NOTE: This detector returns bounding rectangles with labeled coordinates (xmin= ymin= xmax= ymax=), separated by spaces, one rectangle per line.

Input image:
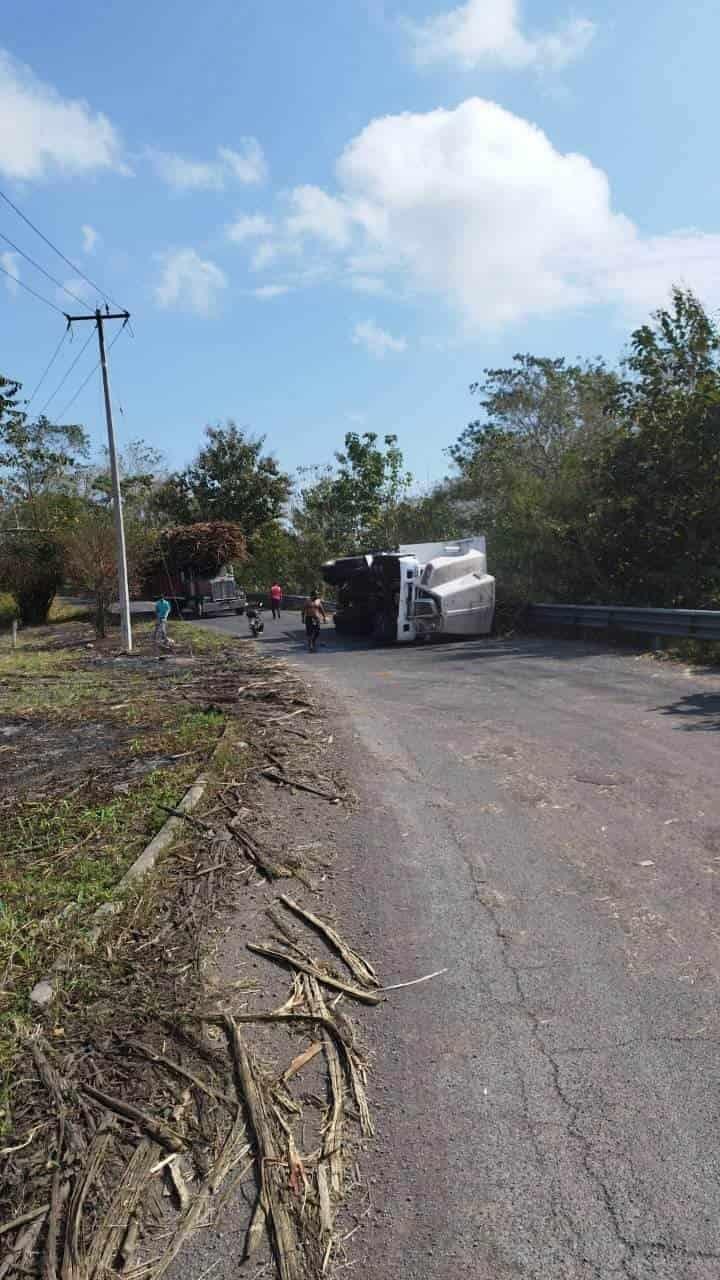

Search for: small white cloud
xmin=81 ymin=224 xmax=100 ymax=255
xmin=252 ymin=284 xmax=292 ymax=299
xmin=1 ymin=250 xmax=19 ymax=294
xmin=352 ymin=319 xmax=407 ymax=358
xmin=0 ymin=49 xmax=127 ymax=181
xmin=149 ymin=138 xmax=267 ymax=191
xmin=155 ymin=248 xmax=227 ymax=315
xmin=149 ymin=150 xmax=224 ymax=191
xmin=227 ymin=214 xmax=274 ymax=244
xmin=407 ymin=0 xmax=595 ymax=72
xmin=346 ymin=410 xmax=367 ymax=424
xmin=219 ymin=139 xmax=267 ymax=185
xmin=287 ymin=185 xmax=353 ymax=248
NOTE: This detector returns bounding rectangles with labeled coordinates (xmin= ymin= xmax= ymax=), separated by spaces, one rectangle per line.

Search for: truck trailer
xmin=144 ymin=564 xmax=246 ymax=619
xmin=322 ymin=536 xmax=495 ymax=643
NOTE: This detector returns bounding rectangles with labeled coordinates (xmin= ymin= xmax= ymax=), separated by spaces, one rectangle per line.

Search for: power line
xmin=26 ymin=326 xmax=70 ymax=407
xmin=0 ymin=260 xmax=66 ymax=315
xmin=0 ymin=229 xmax=95 ymax=311
xmin=56 ymin=323 xmax=126 ymax=422
xmin=0 ymin=186 xmax=126 ymax=312
xmin=57 ymin=359 xmax=100 ymax=422
xmin=39 ymin=326 xmax=96 ymax=416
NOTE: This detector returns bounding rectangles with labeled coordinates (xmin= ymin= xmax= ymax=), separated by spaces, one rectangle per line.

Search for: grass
xmin=48 ymin=599 xmax=91 ymax=624
xmin=0 ymin=616 xmax=241 ymax=1074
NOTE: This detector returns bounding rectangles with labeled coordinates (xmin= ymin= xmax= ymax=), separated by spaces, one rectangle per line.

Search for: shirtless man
xmin=302 ymin=590 xmax=327 ymax=652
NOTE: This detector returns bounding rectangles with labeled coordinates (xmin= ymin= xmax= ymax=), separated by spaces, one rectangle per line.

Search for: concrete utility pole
xmin=66 ymin=308 xmax=132 ymax=651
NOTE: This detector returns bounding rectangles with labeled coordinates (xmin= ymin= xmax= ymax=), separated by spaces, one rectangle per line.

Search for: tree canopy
xmin=153 ymin=422 xmax=290 ymax=535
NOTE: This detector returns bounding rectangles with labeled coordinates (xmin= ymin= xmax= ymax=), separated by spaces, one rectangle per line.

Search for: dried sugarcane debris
xmin=247 ymin=942 xmax=383 ymax=1006
xmin=278 ymin=895 xmax=379 ymax=989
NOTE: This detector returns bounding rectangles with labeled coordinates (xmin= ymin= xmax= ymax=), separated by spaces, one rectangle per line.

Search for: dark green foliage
xmin=290 ymin=432 xmax=412 ymax=583
xmin=153 ymin=422 xmax=290 ymax=535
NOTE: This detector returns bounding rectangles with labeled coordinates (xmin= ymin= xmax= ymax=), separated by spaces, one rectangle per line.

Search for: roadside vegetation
xmin=0 ymin=612 xmax=376 ymax=1280
xmin=0 ymin=619 xmax=229 ymax=1075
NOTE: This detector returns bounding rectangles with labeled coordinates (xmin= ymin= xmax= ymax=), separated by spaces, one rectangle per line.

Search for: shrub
xmin=0 ymin=591 xmax=18 ymax=627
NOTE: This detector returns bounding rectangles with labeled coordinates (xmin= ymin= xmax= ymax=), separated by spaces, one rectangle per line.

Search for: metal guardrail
xmin=528 ymin=603 xmax=720 ymax=641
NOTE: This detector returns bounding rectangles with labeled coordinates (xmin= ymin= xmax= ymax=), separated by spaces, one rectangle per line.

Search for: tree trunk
xmin=94 ymin=594 xmax=107 ymax=639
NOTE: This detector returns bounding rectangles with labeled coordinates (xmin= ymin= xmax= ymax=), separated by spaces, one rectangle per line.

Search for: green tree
xmin=234 ymin=521 xmax=297 ymax=594
xmin=153 ymin=422 xmax=290 ymax=534
xmin=592 ymin=287 xmax=720 ymax=606
xmin=447 ymin=355 xmax=620 ymax=603
xmin=82 ymin=438 xmax=165 ymax=522
xmin=394 ymin=480 xmax=470 ymax=544
xmin=0 ymin=378 xmax=89 ymax=623
xmin=291 ymin=432 xmax=412 ymax=563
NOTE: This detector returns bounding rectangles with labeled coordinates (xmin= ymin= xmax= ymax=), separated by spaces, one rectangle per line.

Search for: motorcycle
xmin=246 ymin=605 xmax=264 ymax=638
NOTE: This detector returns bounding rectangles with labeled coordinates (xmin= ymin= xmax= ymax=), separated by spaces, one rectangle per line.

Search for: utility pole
xmin=65 ymin=308 xmax=132 ymax=651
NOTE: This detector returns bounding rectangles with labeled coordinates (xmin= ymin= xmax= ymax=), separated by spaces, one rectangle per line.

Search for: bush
xmin=0 ymin=533 xmax=63 ymax=626
xmin=0 ymin=591 xmax=18 ymax=627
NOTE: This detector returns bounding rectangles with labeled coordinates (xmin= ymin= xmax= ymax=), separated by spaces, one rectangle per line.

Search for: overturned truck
xmin=322 ymin=536 xmax=495 ymax=643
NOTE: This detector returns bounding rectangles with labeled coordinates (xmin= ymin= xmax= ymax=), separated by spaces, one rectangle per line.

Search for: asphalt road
xmin=205 ymin=615 xmax=720 ymax=1280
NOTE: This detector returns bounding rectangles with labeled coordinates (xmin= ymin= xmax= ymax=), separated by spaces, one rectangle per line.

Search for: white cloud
xmin=349 ymin=274 xmax=387 ymax=295
xmin=155 ymin=248 xmax=227 ymax=315
xmin=226 ymin=214 xmax=273 ymax=244
xmin=1 ymin=250 xmax=19 ymax=294
xmin=407 ymin=0 xmax=595 ymax=72
xmin=287 ymin=185 xmax=354 ymax=248
xmin=284 ymin=98 xmax=720 ymax=329
xmin=150 ymin=138 xmax=267 ymax=191
xmin=352 ymin=319 xmax=407 ymax=358
xmin=219 ymin=140 xmax=267 ymax=185
xmin=251 ymin=241 xmax=281 ymax=271
xmin=253 ymin=284 xmax=292 ymax=299
xmin=0 ymin=49 xmax=127 ymax=181
xmin=150 ymin=151 xmax=223 ymax=190
xmin=81 ymin=224 xmax=100 ymax=255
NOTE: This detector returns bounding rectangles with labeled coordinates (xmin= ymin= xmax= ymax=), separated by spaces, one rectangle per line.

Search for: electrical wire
xmin=39 ymin=326 xmax=96 ymax=416
xmin=0 ymin=260 xmax=66 ymax=315
xmin=0 ymin=229 xmax=97 ymax=311
xmin=0 ymin=186 xmax=126 ymax=312
xmin=25 ymin=326 xmax=71 ymax=406
xmin=56 ymin=322 xmax=127 ymax=422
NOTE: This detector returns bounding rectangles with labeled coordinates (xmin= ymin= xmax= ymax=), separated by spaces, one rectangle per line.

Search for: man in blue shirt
xmin=154 ymin=595 xmax=171 ymax=646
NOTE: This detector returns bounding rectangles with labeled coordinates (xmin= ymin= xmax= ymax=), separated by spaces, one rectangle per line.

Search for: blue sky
xmin=1 ymin=0 xmax=720 ymax=489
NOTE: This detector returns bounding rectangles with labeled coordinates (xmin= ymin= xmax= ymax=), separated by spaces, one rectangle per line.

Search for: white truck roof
xmin=398 ymin=535 xmax=486 ymax=563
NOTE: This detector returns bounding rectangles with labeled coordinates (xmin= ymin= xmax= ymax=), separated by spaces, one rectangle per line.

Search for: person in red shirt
xmin=270 ymin=582 xmax=283 ymax=620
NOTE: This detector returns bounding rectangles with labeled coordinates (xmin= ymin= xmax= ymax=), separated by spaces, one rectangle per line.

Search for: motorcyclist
xmin=246 ymin=603 xmax=264 ymax=636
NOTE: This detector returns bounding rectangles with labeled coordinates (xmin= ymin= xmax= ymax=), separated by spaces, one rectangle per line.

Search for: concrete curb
xmin=30 ymin=725 xmax=234 ymax=1007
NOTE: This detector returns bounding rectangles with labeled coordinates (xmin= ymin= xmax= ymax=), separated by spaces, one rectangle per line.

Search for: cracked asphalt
xmin=206 ymin=618 xmax=720 ymax=1279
